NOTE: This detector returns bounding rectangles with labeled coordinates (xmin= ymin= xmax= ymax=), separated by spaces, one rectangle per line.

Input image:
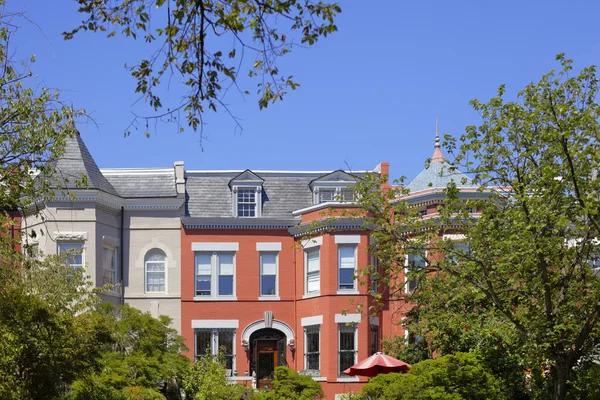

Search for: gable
xmin=309 ymin=170 xmax=358 ymax=189
xmin=228 ymin=169 xmax=264 ymax=188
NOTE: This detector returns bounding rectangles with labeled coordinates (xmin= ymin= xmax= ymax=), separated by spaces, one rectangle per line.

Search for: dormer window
xmin=237 ymin=188 xmax=257 ymax=217
xmin=309 ymin=170 xmax=359 ymax=206
xmin=229 ymin=170 xmax=264 ymax=218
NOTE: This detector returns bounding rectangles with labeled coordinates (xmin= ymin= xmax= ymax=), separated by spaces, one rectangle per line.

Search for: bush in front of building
xmin=257 ymin=366 xmax=323 ymax=400
xmin=357 ymin=352 xmax=505 ymax=400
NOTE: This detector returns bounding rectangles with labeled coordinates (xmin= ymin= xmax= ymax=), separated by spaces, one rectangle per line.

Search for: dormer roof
xmin=309 ymin=170 xmax=359 ymax=189
xmin=228 ymin=169 xmax=265 ymax=188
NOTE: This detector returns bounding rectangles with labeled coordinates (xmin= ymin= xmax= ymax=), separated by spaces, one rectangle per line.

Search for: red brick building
xmin=180 ymin=166 xmax=392 ymax=398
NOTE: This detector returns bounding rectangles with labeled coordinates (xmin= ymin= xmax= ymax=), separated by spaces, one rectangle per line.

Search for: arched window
xmin=145 ymin=249 xmax=167 ymax=293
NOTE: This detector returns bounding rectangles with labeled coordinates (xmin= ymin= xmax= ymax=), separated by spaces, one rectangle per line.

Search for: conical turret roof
xmin=405 ymin=122 xmax=476 ymax=194
xmin=49 ymin=133 xmax=119 ymax=196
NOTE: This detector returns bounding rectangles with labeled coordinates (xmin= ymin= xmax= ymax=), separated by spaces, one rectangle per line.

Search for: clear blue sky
xmin=8 ymin=1 xmax=600 ymax=182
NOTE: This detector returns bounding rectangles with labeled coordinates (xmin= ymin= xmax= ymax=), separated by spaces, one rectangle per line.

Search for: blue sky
xmin=8 ymin=1 xmax=600 ymax=182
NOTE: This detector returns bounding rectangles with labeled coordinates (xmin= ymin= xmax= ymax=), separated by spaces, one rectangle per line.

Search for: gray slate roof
xmin=186 ymin=171 xmax=368 ymax=219
xmin=103 ymin=172 xmax=176 ymax=198
xmin=405 ymin=160 xmax=476 ymax=194
xmin=50 ymin=133 xmax=119 ymax=196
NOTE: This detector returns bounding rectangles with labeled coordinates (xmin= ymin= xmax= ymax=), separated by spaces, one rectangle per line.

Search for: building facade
xmin=23 ymin=131 xmax=477 ymax=398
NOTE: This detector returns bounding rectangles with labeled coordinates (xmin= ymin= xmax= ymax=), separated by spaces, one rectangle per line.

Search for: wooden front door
xmin=256 ymin=340 xmax=278 ymax=390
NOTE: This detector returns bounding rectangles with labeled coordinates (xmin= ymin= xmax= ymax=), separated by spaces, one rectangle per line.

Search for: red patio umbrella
xmin=343 ymin=352 xmax=411 ymax=377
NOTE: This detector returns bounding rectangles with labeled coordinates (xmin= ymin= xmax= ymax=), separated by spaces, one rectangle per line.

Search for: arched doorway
xmin=249 ymin=328 xmax=287 ymax=390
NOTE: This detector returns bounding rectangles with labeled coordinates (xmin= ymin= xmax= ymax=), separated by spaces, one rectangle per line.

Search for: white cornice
xmin=182 ymin=217 xmax=298 ymax=230
xmin=291 ymin=202 xmax=360 ymax=216
xmin=45 ymin=189 xmax=184 ymax=211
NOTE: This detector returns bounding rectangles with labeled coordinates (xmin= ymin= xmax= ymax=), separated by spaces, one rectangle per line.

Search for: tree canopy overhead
xmin=65 ymin=0 xmax=341 ymax=140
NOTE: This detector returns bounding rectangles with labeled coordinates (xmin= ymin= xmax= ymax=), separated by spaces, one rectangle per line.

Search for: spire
xmin=431 ymin=118 xmax=444 ymax=163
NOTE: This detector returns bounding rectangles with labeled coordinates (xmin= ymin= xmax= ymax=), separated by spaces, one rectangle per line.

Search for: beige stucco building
xmin=23 ymin=134 xmax=185 ymax=332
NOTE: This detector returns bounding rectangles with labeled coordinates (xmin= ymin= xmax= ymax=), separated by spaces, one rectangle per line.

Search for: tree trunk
xmin=552 ymin=364 xmax=569 ymax=400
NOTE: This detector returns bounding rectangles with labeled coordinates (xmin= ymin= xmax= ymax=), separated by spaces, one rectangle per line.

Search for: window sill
xmin=311 ymin=376 xmax=327 ymax=382
xmin=258 ymin=296 xmax=280 ymax=301
xmin=193 ymin=296 xmax=238 ymax=301
xmin=336 ymin=289 xmax=359 ymax=295
xmin=227 ymin=376 xmax=252 ymax=381
xmin=302 ymin=292 xmax=321 ymax=299
xmin=337 ymin=377 xmax=359 ymax=382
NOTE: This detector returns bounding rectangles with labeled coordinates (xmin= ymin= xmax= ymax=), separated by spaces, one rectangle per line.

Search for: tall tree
xmin=355 ymin=55 xmax=600 ymax=400
xmin=65 ymin=0 xmax=341 ymax=140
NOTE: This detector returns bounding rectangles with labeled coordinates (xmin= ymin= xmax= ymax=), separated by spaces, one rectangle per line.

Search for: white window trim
xmin=304 ymin=247 xmax=321 ymax=296
xmin=335 ymin=314 xmax=362 ymax=324
xmin=301 ymin=315 xmax=323 ymax=326
xmin=259 ymin=251 xmax=279 ymax=299
xmin=193 ymin=252 xmax=237 ymax=301
xmin=256 ymin=242 xmax=282 ymax=251
xmin=144 ymin=249 xmax=167 ymax=294
xmin=337 ymin=322 xmax=359 ymax=381
xmin=335 ymin=235 xmax=361 ymax=244
xmin=232 ymin=185 xmax=262 ymax=218
xmin=304 ymin=324 xmax=321 ymax=374
xmin=192 ymin=242 xmax=239 ymax=252
xmin=302 ymin=236 xmax=322 ymax=249
xmin=102 ymin=245 xmax=119 ymax=292
xmin=337 ymin=244 xmax=358 ymax=293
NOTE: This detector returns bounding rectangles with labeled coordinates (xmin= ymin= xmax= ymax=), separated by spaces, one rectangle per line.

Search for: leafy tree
xmin=0 ymin=256 xmax=113 ymax=400
xmin=181 ymin=350 xmax=248 ymax=400
xmin=69 ymin=304 xmax=190 ymax=400
xmin=354 ymin=55 xmax=600 ymax=400
xmin=357 ymin=352 xmax=504 ymax=400
xmin=64 ymin=0 xmax=341 ymax=139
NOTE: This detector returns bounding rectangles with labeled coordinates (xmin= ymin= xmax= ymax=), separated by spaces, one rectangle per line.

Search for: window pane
xmin=339 ymin=269 xmax=355 ymax=289
xmin=146 ymin=250 xmax=166 ymax=262
xmin=58 ymin=242 xmax=83 ymax=266
xmin=319 ymin=189 xmax=335 ymax=203
xmin=339 ymin=351 xmax=355 ymax=374
xmin=218 ymin=330 xmax=234 ymax=373
xmin=370 ymin=325 xmax=379 ymax=355
xmin=339 ymin=246 xmax=355 ymax=269
xmin=195 ymin=329 xmax=212 ymax=358
xmin=260 ymin=253 xmax=277 ymax=275
xmin=238 ymin=203 xmax=256 ymax=217
xmin=307 ymin=272 xmax=320 ymax=293
xmin=218 ymin=254 xmax=234 ymax=275
xmin=307 ymin=250 xmax=320 ymax=272
xmin=196 ymin=253 xmax=212 ymax=275
xmin=305 ymin=325 xmax=320 ymax=372
xmin=340 ymin=325 xmax=355 ymax=351
xmin=196 ymin=276 xmax=211 ymax=296
xmin=103 ymin=247 xmax=116 ymax=286
xmin=147 ymin=272 xmax=165 ymax=292
xmin=261 ymin=275 xmax=276 ymax=296
xmin=341 ymin=188 xmax=354 ymax=202
xmin=219 ymin=275 xmax=233 ymax=296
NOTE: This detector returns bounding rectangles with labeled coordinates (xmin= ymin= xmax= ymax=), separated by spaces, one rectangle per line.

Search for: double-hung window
xmin=195 ymin=252 xmax=235 ymax=298
xmin=237 ymin=188 xmax=257 ymax=217
xmin=338 ymin=324 xmax=358 ymax=377
xmin=406 ymin=251 xmax=426 ymax=293
xmin=304 ymin=325 xmax=320 ymax=373
xmin=145 ymin=249 xmax=166 ymax=293
xmin=260 ymin=252 xmax=278 ymax=297
xmin=338 ymin=245 xmax=357 ymax=291
xmin=316 ymin=187 xmax=355 ymax=204
xmin=305 ymin=248 xmax=320 ymax=295
xmin=195 ymin=328 xmax=235 ymax=376
xmin=102 ymin=246 xmax=118 ymax=290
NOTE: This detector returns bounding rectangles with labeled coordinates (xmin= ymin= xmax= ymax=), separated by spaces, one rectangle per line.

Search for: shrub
xmin=358 ymin=352 xmax=506 ymax=400
xmin=258 ymin=366 xmax=323 ymax=400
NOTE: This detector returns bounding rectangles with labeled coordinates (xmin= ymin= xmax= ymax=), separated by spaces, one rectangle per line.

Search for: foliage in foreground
xmin=355 ymin=352 xmax=504 ymax=400
xmin=259 ymin=366 xmax=323 ymax=400
xmin=353 ymin=55 xmax=600 ymax=400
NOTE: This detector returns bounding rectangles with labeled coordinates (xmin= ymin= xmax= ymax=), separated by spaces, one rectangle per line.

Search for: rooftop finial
xmin=431 ymin=118 xmax=444 ymax=163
